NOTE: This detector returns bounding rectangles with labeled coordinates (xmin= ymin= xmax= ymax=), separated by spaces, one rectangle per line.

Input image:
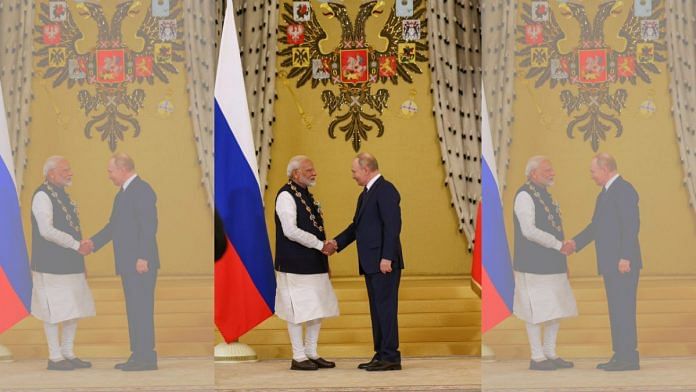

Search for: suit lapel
xmin=356 ymin=177 xmax=383 ymax=223
xmin=594 ymin=176 xmax=622 ymax=222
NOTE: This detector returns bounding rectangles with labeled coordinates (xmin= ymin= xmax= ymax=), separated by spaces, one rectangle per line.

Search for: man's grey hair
xmin=286 ymin=155 xmax=309 ymax=178
xmin=112 ymin=152 xmax=135 ymax=172
xmin=43 ymin=156 xmax=66 ymax=177
xmin=355 ymin=152 xmax=379 ymax=172
xmin=594 ymin=152 xmax=618 ymax=172
xmin=525 ymin=155 xmax=549 ymax=178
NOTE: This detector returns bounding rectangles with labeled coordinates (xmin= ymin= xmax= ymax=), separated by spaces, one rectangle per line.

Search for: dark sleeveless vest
xmin=31 ymin=183 xmax=85 ymax=274
xmin=274 ymin=182 xmax=328 ymax=274
xmin=513 ymin=183 xmax=567 ymax=274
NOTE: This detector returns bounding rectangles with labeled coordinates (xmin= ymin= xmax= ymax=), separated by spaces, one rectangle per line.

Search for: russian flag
xmin=214 ymin=0 xmax=276 ymax=343
xmin=480 ymin=85 xmax=514 ymax=333
xmin=471 ymin=203 xmax=482 ymax=297
xmin=0 ymin=81 xmax=32 ymax=334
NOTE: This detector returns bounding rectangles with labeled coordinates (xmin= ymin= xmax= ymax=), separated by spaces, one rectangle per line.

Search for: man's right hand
xmin=322 ymin=240 xmax=337 ymax=256
xmin=78 ymin=239 xmax=94 ymax=256
xmin=560 ymin=240 xmax=576 ymax=256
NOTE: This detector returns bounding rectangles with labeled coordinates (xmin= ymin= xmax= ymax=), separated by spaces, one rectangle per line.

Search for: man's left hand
xmin=380 ymin=258 xmax=392 ymax=274
xmin=618 ymin=259 xmax=631 ymax=274
xmin=136 ymin=259 xmax=149 ymax=274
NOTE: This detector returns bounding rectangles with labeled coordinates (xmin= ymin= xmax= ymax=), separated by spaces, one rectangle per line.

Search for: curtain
xmin=183 ymin=0 xmax=217 ymax=206
xmin=231 ymin=0 xmax=279 ymax=193
xmin=0 ymin=0 xmax=33 ymax=192
xmin=481 ymin=0 xmax=516 ymax=190
xmin=666 ymin=0 xmax=696 ymax=214
xmin=427 ymin=0 xmax=482 ymax=244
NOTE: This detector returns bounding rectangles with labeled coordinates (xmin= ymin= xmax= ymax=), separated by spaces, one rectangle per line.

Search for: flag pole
xmin=214 ymin=338 xmax=258 ymax=363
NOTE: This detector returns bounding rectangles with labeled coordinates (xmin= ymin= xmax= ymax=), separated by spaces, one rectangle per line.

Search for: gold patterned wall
xmin=22 ymin=0 xmax=211 ymax=276
xmin=264 ymin=0 xmax=468 ymax=277
xmin=504 ymin=0 xmax=696 ymax=276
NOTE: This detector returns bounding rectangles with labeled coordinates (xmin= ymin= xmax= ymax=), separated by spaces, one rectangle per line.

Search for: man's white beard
xmin=307 ymin=180 xmax=316 ymax=187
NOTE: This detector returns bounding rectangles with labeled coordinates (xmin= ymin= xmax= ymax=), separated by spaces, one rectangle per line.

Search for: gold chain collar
xmin=44 ymin=181 xmax=81 ymax=233
xmin=287 ymin=181 xmax=324 ymax=233
xmin=525 ymin=181 xmax=562 ymax=234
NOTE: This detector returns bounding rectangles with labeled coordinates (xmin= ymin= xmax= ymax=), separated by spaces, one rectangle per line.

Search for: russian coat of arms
xmin=516 ymin=0 xmax=666 ymax=151
xmin=35 ymin=0 xmax=185 ymax=151
xmin=278 ymin=0 xmax=428 ymax=151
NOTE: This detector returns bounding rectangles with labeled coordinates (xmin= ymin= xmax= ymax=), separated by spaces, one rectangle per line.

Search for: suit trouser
xmin=364 ymin=267 xmax=401 ymax=363
xmin=121 ymin=270 xmax=158 ymax=363
xmin=602 ymin=270 xmax=639 ymax=362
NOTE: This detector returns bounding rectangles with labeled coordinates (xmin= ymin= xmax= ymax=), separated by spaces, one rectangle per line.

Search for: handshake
xmin=321 ymin=239 xmax=338 ymax=256
xmin=560 ymin=239 xmax=576 ymax=256
xmin=78 ymin=239 xmax=94 ymax=256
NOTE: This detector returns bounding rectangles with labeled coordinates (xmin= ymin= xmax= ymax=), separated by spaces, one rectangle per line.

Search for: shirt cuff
xmin=553 ymin=240 xmax=562 ymax=251
xmin=70 ymin=239 xmax=80 ymax=251
xmin=313 ymin=239 xmax=324 ymax=252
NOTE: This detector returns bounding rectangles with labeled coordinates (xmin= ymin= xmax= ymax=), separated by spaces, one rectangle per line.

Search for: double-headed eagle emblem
xmin=516 ymin=0 xmax=666 ymax=151
xmin=35 ymin=0 xmax=184 ymax=151
xmin=278 ymin=0 xmax=428 ymax=151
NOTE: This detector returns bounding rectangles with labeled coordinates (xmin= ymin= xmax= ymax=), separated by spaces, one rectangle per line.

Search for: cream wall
xmin=264 ymin=0 xmax=469 ymax=278
xmin=23 ymin=1 xmax=212 ymax=277
xmin=505 ymin=0 xmax=696 ymax=277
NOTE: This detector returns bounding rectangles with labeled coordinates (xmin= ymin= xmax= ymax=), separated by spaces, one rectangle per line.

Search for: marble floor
xmin=482 ymin=357 xmax=696 ymax=391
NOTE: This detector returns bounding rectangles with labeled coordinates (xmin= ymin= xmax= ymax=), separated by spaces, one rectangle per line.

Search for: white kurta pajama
xmin=30 ymin=191 xmax=95 ymax=324
xmin=512 ymin=191 xmax=577 ymax=324
xmin=274 ymin=191 xmax=339 ymax=324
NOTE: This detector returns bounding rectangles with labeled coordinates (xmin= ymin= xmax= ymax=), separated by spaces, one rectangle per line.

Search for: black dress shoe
xmin=596 ymin=356 xmax=618 ymax=369
xmin=366 ymin=360 xmax=402 ymax=371
xmin=357 ymin=356 xmax=380 ymax=369
xmin=47 ymin=359 xmax=75 ymax=371
xmin=309 ymin=357 xmax=335 ymax=368
xmin=66 ymin=357 xmax=92 ymax=369
xmin=115 ymin=355 xmax=135 ymax=369
xmin=529 ymin=359 xmax=556 ymax=371
xmin=603 ymin=360 xmax=640 ymax=372
xmin=549 ymin=357 xmax=574 ymax=369
xmin=290 ymin=359 xmax=318 ymax=371
xmin=121 ymin=361 xmax=158 ymax=372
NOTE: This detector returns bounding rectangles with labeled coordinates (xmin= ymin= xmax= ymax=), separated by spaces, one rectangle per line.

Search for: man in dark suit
xmin=568 ymin=153 xmax=642 ymax=371
xmin=329 ymin=153 xmax=404 ymax=371
xmin=88 ymin=153 xmax=160 ymax=371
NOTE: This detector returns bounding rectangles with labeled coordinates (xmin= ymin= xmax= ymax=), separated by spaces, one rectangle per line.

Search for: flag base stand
xmin=481 ymin=343 xmax=496 ymax=361
xmin=214 ymin=342 xmax=259 ymax=363
xmin=0 ymin=345 xmax=14 ymax=362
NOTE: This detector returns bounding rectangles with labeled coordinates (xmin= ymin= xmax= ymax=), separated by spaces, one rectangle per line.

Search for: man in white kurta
xmin=512 ymin=156 xmax=577 ymax=371
xmin=31 ymin=156 xmax=95 ymax=371
xmin=274 ymin=155 xmax=339 ymax=371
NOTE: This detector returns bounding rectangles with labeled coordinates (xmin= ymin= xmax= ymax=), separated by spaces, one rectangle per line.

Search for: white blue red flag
xmin=479 ymin=85 xmax=515 ymax=332
xmin=0 ymin=81 xmax=32 ymax=333
xmin=214 ymin=1 xmax=276 ymax=343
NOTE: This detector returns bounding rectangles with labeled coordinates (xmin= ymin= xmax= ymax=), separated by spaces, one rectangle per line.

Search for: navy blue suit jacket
xmin=574 ymin=176 xmax=642 ymax=276
xmin=335 ymin=176 xmax=404 ymax=275
xmin=92 ymin=176 xmax=160 ymax=275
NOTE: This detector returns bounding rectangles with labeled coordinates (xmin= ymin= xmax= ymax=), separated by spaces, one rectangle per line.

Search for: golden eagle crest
xmin=278 ymin=0 xmax=428 ymax=151
xmin=516 ymin=0 xmax=666 ymax=151
xmin=35 ymin=0 xmax=185 ymax=151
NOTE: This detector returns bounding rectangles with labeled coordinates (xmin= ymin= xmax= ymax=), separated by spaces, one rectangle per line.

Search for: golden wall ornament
xmin=35 ymin=0 xmax=185 ymax=151
xmin=278 ymin=0 xmax=428 ymax=151
xmin=516 ymin=0 xmax=666 ymax=151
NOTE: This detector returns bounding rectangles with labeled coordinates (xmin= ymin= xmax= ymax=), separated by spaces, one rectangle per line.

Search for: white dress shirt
xmin=275 ymin=191 xmax=324 ymax=251
xmin=32 ymin=191 xmax=80 ymax=251
xmin=605 ymin=173 xmax=620 ymax=191
xmin=366 ymin=173 xmax=382 ymax=191
xmin=122 ymin=173 xmax=138 ymax=190
xmin=513 ymin=190 xmax=562 ymax=251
